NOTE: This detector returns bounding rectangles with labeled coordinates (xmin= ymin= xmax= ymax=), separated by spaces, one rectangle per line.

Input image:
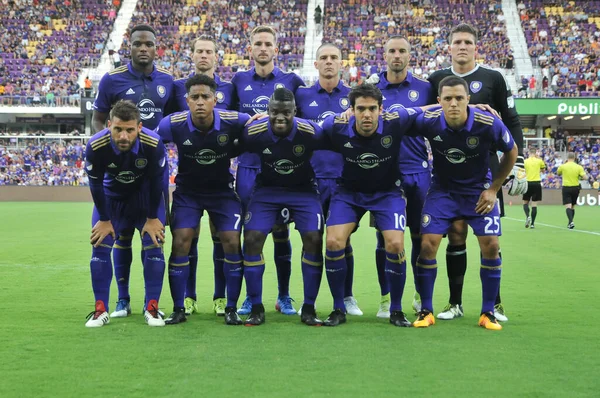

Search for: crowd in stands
xmin=3 ymin=136 xmax=599 ymax=188
xmin=0 ymin=0 xmax=120 ymax=105
xmin=321 ymin=0 xmax=514 ymax=83
xmin=520 ymin=0 xmax=600 ymax=97
xmin=120 ymin=0 xmax=308 ymax=80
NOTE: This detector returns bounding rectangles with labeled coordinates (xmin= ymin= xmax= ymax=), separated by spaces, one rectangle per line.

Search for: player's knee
xmin=480 ymin=239 xmax=500 ymax=258
xmin=219 ymin=232 xmax=241 ymax=253
xmin=243 ymin=231 xmax=266 ymax=255
xmin=420 ymin=238 xmax=438 ymax=259
xmin=302 ymin=232 xmax=323 ymax=253
xmin=447 ymin=230 xmax=467 ymax=246
xmin=326 ymin=235 xmax=346 ymax=251
xmin=271 ymin=223 xmax=288 ymax=236
xmin=384 ymin=239 xmax=404 ymax=254
xmin=171 ymin=229 xmax=194 ymax=256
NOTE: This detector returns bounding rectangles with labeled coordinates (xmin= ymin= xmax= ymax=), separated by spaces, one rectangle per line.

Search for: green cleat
xmin=213 ymin=298 xmax=226 ymax=316
xmin=184 ymin=297 xmax=198 ymax=316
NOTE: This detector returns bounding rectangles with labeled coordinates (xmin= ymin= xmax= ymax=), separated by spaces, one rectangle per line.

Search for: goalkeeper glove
xmin=505 ymin=155 xmax=527 ymax=196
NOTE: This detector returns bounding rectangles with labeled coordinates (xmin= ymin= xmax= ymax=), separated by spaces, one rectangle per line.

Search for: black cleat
xmin=300 ymin=304 xmax=323 ymax=326
xmin=390 ymin=310 xmax=412 ymax=327
xmin=323 ymin=309 xmax=346 ymax=327
xmin=224 ymin=306 xmax=243 ymax=325
xmin=165 ymin=307 xmax=187 ymax=325
xmin=244 ymin=304 xmax=265 ymax=326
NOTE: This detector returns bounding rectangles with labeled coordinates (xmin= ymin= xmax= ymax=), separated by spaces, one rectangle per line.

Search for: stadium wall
xmin=1 ymin=187 xmax=600 ymax=207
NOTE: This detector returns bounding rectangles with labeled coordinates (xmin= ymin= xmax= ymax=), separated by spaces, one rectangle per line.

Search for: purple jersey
xmin=296 ymin=80 xmax=351 ymax=179
xmin=413 ymin=108 xmax=515 ymax=195
xmin=155 ymin=109 xmax=250 ymax=192
xmin=173 ymin=73 xmax=235 ymax=112
xmin=376 ymin=71 xmax=435 ymax=174
xmin=85 ymin=127 xmax=167 ymax=221
xmin=321 ymin=108 xmax=421 ymax=193
xmin=232 ymin=67 xmax=305 ymax=168
xmin=93 ymin=63 xmax=175 ymax=130
xmin=241 ymin=117 xmax=325 ymax=188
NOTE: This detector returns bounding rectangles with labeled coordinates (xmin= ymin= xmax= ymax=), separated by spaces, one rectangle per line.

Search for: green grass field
xmin=1 ymin=202 xmax=599 ymax=397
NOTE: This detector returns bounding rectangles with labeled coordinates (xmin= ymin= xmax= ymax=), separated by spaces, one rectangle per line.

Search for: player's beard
xmin=254 ymin=54 xmax=273 ymax=66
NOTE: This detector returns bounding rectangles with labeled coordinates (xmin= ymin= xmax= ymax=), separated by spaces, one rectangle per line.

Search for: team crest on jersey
xmin=422 ymin=214 xmax=431 ymax=227
xmin=216 ymin=91 xmax=224 ymax=103
xmin=217 ymin=134 xmax=229 ymax=146
xmin=503 ymin=130 xmax=511 ymax=143
xmin=245 ymin=212 xmax=252 ymax=224
xmin=470 ymin=81 xmax=482 ymax=93
xmin=408 ymin=90 xmax=419 ymax=102
xmin=135 ymin=158 xmax=148 ymax=168
xmin=466 ymin=136 xmax=479 ymax=149
xmin=339 ymin=98 xmax=350 ymax=109
xmin=157 ymin=85 xmax=167 ymax=98
xmin=275 ymin=83 xmax=285 ymax=89
xmin=293 ymin=145 xmax=305 ymax=156
xmin=381 ymin=135 xmax=393 ymax=148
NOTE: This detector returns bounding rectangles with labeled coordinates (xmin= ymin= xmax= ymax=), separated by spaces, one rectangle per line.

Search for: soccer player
xmin=295 ymin=43 xmax=361 ymax=316
xmin=173 ymin=36 xmax=236 ymax=317
xmin=232 ymin=25 xmax=305 ymax=316
xmin=523 ymin=149 xmax=546 ymax=228
xmin=558 ymin=152 xmax=587 ymax=229
xmin=320 ymin=83 xmax=425 ymax=327
xmin=84 ymin=100 xmax=167 ymax=328
xmin=155 ymin=74 xmax=250 ymax=325
xmin=240 ymin=88 xmax=325 ymax=326
xmin=367 ymin=36 xmax=436 ymax=317
xmin=92 ymin=24 xmax=175 ymax=318
xmin=428 ymin=23 xmax=526 ymax=322
xmin=411 ymin=76 xmax=517 ymax=331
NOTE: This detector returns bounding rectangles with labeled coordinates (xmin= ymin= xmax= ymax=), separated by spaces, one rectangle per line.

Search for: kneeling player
xmin=85 ymin=100 xmax=168 ymax=328
xmin=241 ymin=88 xmax=325 ymax=326
xmin=409 ymin=76 xmax=517 ymax=331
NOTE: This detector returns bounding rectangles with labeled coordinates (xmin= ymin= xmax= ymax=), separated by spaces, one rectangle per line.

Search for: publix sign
xmin=514 ymin=98 xmax=600 ymax=115
xmin=577 ymin=192 xmax=600 ymax=207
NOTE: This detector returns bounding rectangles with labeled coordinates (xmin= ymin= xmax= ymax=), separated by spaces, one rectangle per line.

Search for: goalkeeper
xmin=426 ymin=24 xmax=526 ymax=323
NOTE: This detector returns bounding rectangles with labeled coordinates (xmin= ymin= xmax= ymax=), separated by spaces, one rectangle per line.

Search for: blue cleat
xmin=110 ymin=299 xmax=131 ymax=318
xmin=275 ymin=295 xmax=297 ymax=315
xmin=238 ymin=297 xmax=252 ymax=315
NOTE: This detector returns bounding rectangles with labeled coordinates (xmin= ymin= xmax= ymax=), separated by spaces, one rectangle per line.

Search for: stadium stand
xmin=321 ymin=0 xmax=514 ymax=82
xmin=519 ymin=0 xmax=600 ymax=97
xmin=0 ymin=0 xmax=120 ymax=105
xmin=120 ymin=0 xmax=308 ymax=79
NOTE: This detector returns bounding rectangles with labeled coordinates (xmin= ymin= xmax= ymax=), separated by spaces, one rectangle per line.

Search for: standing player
xmin=428 ymin=24 xmax=527 ymax=322
xmin=155 ymin=74 xmax=250 ymax=325
xmin=92 ymin=24 xmax=175 ymax=318
xmin=173 ymin=36 xmax=236 ymax=317
xmin=411 ymin=76 xmax=517 ymax=331
xmin=240 ymin=88 xmax=325 ymax=326
xmin=523 ymin=149 xmax=546 ymax=228
xmin=295 ymin=43 xmax=362 ymax=316
xmin=232 ymin=26 xmax=305 ymax=316
xmin=321 ymin=84 xmax=426 ymax=327
xmin=558 ymin=152 xmax=587 ymax=229
xmin=367 ymin=36 xmax=436 ymax=317
xmin=84 ymin=100 xmax=167 ymax=328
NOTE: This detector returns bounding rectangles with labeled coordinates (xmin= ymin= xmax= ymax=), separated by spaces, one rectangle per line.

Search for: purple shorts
xmin=316 ymin=178 xmax=338 ymax=221
xmin=91 ymin=192 xmax=166 ymax=246
xmin=244 ymin=186 xmax=323 ymax=234
xmin=170 ymin=188 xmax=243 ymax=232
xmin=401 ymin=171 xmax=431 ymax=233
xmin=235 ymin=165 xmax=259 ymax=212
xmin=420 ymin=188 xmax=502 ymax=236
xmin=328 ymin=187 xmax=407 ymax=232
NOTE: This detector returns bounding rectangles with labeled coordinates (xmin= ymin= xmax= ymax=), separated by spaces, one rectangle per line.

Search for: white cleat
xmin=494 ymin=304 xmax=508 ymax=322
xmin=525 ymin=216 xmax=531 ymax=228
xmin=412 ymin=292 xmax=422 ymax=313
xmin=437 ymin=304 xmax=464 ymax=320
xmin=86 ymin=301 xmax=110 ymax=328
xmin=376 ymin=294 xmax=391 ymax=318
xmin=110 ymin=299 xmax=131 ymax=318
xmin=144 ymin=310 xmax=166 ymax=327
xmin=344 ymin=296 xmax=363 ymax=316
